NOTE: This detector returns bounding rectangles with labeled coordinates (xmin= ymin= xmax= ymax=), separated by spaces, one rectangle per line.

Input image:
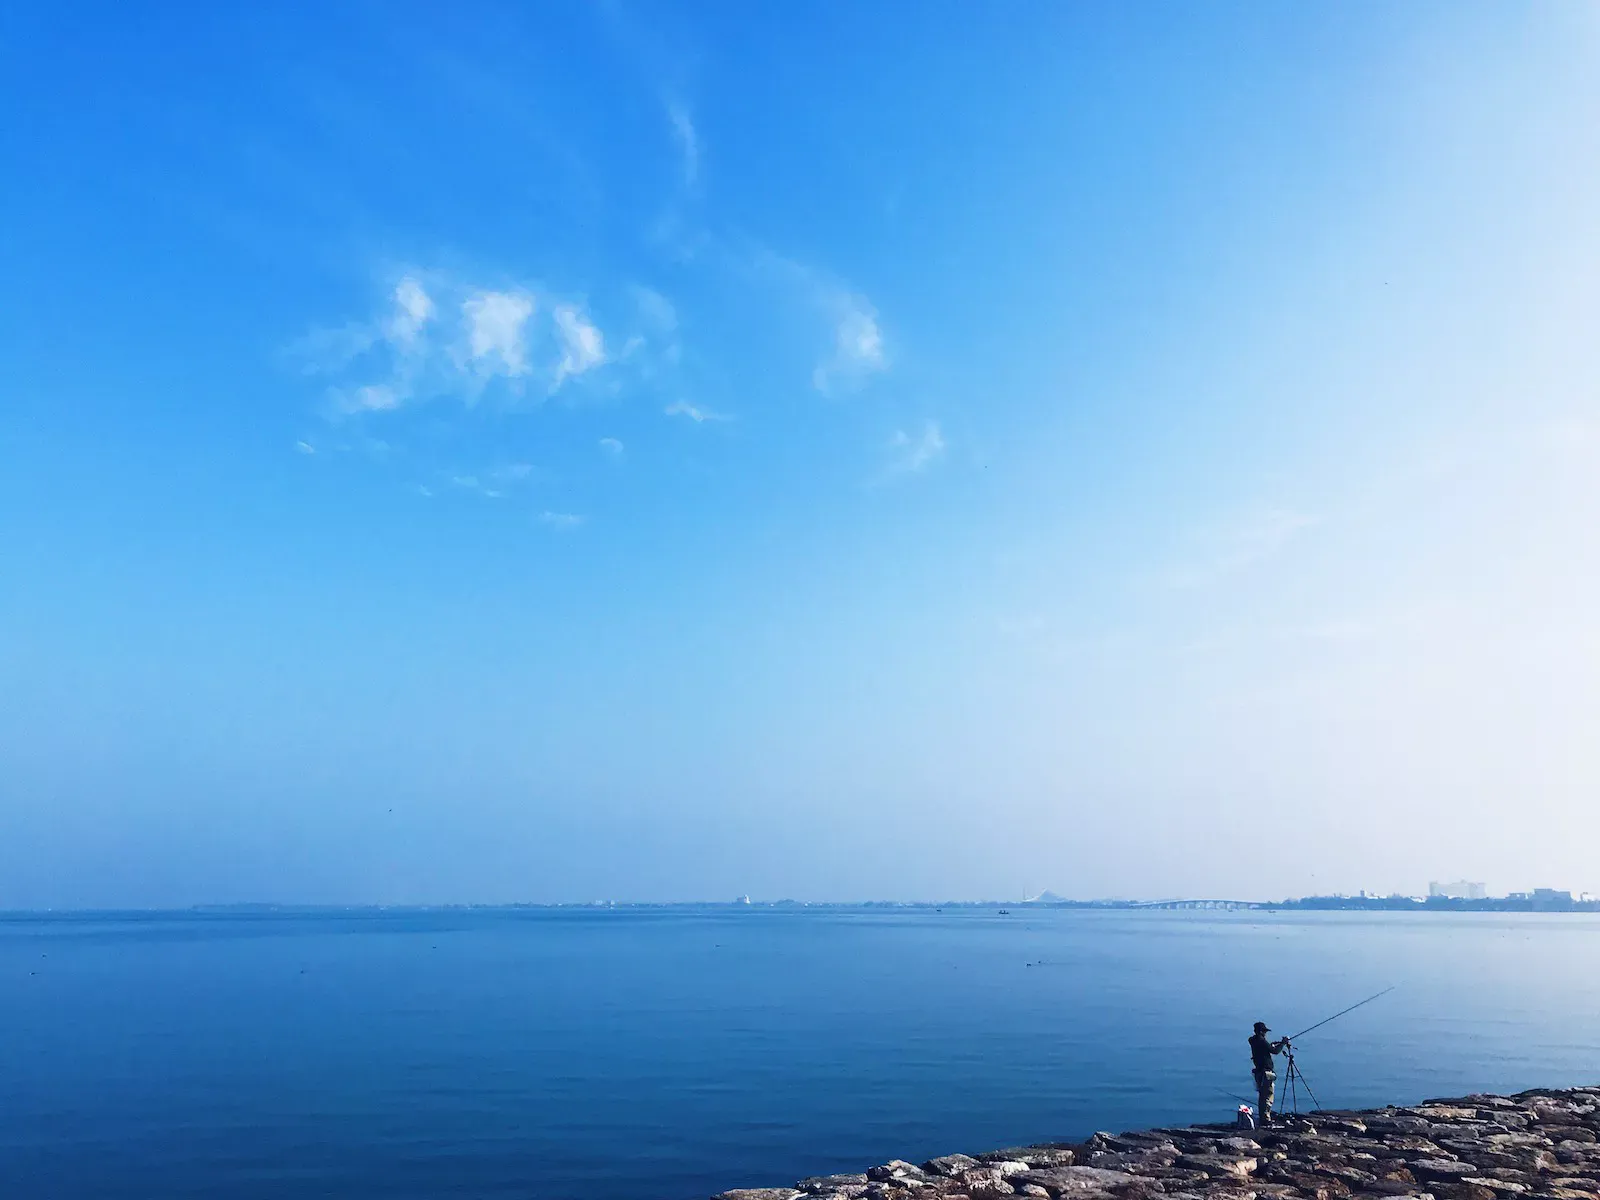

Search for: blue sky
xmin=3 ymin=3 xmax=1599 ymax=907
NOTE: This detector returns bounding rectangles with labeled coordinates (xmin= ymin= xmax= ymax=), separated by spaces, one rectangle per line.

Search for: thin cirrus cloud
xmin=630 ymin=285 xmax=677 ymax=335
xmin=666 ymin=99 xmax=699 ymax=189
xmin=299 ymin=273 xmax=614 ymax=417
xmin=461 ymin=288 xmax=536 ymax=379
xmin=813 ymin=294 xmax=887 ymax=394
xmin=627 ymin=284 xmax=681 ymax=370
xmin=538 ymin=510 xmax=585 ymax=530
xmin=665 ymin=400 xmax=729 ymax=423
xmin=552 ymin=304 xmax=606 ymax=390
xmin=385 ymin=277 xmax=434 ymax=348
xmin=337 ymin=383 xmax=402 ymax=414
xmin=886 ymin=420 xmax=946 ymax=475
xmin=730 ymin=246 xmax=892 ymax=396
xmin=439 ymin=462 xmax=539 ymax=501
xmin=599 ymin=437 xmax=625 ymax=458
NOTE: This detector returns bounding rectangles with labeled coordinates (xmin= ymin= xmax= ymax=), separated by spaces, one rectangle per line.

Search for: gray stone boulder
xmin=1410 ymin=1160 xmax=1481 ymax=1181
xmin=925 ymin=1155 xmax=983 ymax=1177
xmin=978 ymin=1149 xmax=1078 ymax=1170
xmin=1473 ymin=1181 xmax=1529 ymax=1195
xmin=1371 ymin=1118 xmax=1439 ymax=1137
xmin=1174 ymin=1154 xmax=1258 ymax=1180
xmin=990 ymin=1161 xmax=1034 ymax=1177
xmin=868 ymin=1160 xmax=933 ymax=1184
xmin=1015 ymin=1165 xmax=1140 ymax=1195
xmin=956 ymin=1166 xmax=1020 ymax=1197
xmin=799 ymin=1174 xmax=870 ymax=1196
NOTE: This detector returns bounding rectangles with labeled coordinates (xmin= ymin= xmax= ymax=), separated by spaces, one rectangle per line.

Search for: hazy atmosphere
xmin=4 ymin=2 xmax=1599 ymax=908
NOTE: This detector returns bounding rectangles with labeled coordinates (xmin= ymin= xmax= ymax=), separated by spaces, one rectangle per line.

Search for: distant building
xmin=1428 ymin=881 xmax=1487 ymax=900
xmin=1532 ymin=888 xmax=1572 ymax=903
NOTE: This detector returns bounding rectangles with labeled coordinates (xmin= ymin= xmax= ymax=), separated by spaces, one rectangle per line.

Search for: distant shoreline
xmin=4 ymin=896 xmax=1599 ymax=917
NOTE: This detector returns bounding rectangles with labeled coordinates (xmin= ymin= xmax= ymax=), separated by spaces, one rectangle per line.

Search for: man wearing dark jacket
xmin=1250 ymin=1021 xmax=1289 ymax=1124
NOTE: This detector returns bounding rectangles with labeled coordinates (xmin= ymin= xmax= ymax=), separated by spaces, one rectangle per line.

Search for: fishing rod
xmin=1285 ymin=986 xmax=1395 ymax=1042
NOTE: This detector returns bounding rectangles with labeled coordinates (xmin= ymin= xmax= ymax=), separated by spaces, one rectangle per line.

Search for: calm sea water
xmin=3 ymin=907 xmax=1599 ymax=1199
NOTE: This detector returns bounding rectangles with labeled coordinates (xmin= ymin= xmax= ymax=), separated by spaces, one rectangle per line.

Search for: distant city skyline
xmin=4 ymin=3 xmax=1600 ymax=908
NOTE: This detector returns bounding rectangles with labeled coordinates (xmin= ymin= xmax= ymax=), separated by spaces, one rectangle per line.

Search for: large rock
xmin=1216 ymin=1139 xmax=1263 ymax=1154
xmin=1410 ymin=1160 xmax=1482 ymax=1181
xmin=1547 ymin=1130 xmax=1599 ymax=1146
xmin=869 ymin=1161 xmax=934 ymax=1184
xmin=799 ymin=1174 xmax=870 ymax=1196
xmin=956 ymin=1167 xmax=1020 ymax=1197
xmin=1016 ymin=1165 xmax=1140 ymax=1195
xmin=715 ymin=1191 xmax=804 ymax=1200
xmin=1087 ymin=1151 xmax=1179 ymax=1172
xmin=979 ymin=1149 xmax=1078 ymax=1170
xmin=1366 ymin=1179 xmax=1423 ymax=1195
xmin=990 ymin=1162 xmax=1034 ymax=1178
xmin=926 ymin=1156 xmax=983 ymax=1177
xmin=1372 ymin=1118 xmax=1440 ymax=1137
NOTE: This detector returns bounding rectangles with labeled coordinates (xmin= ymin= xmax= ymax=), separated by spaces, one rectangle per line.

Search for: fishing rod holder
xmin=1280 ymin=1044 xmax=1322 ymax=1116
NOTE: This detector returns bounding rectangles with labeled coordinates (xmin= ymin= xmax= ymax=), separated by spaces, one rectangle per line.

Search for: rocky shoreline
xmin=713 ymin=1087 xmax=1600 ymax=1200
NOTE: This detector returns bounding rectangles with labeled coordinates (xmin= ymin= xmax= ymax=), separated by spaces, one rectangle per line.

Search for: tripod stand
xmin=1279 ymin=1041 xmax=1322 ymax=1116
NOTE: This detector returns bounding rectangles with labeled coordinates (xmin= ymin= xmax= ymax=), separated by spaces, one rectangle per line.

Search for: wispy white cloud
xmin=599 ymin=437 xmax=625 ymax=458
xmin=666 ymin=99 xmax=699 ymax=188
xmin=626 ymin=284 xmax=682 ymax=370
xmin=665 ymin=400 xmax=729 ymax=423
xmin=299 ymin=272 xmax=621 ymax=420
xmin=438 ymin=461 xmax=539 ymax=500
xmin=450 ymin=473 xmax=505 ymax=499
xmin=332 ymin=383 xmax=402 ymax=413
xmin=461 ymin=289 xmax=536 ymax=379
xmin=631 ymin=285 xmax=677 ymax=334
xmin=747 ymin=250 xmax=889 ymax=395
xmin=385 ymin=277 xmax=434 ymax=348
xmin=295 ymin=440 xmax=317 ymax=455
xmin=539 ymin=510 xmax=585 ymax=530
xmin=552 ymin=304 xmax=606 ymax=389
xmin=886 ymin=420 xmax=946 ymax=475
xmin=814 ymin=295 xmax=887 ymax=394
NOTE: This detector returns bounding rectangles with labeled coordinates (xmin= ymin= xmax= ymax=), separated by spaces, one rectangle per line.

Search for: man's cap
xmin=1254 ymin=1021 xmax=1269 ymax=1032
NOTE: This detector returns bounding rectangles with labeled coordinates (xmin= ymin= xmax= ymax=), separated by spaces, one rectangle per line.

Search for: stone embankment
xmin=714 ymin=1088 xmax=1600 ymax=1200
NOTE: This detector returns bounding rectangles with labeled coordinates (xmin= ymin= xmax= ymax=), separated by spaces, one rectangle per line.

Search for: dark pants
xmin=1254 ymin=1069 xmax=1276 ymax=1122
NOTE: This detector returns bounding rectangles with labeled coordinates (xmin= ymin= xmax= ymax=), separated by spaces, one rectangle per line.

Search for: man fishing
xmin=1249 ymin=1021 xmax=1290 ymax=1124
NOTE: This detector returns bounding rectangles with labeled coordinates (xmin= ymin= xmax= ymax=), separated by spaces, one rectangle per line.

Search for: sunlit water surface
xmin=4 ymin=908 xmax=1598 ymax=1199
